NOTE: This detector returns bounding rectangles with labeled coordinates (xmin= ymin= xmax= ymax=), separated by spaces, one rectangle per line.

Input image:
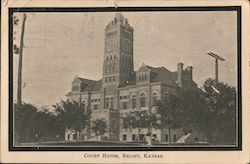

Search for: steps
xmin=176 ymin=133 xmax=191 ymax=143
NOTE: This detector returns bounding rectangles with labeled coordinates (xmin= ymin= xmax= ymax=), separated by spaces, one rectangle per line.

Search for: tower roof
xmin=115 ymin=12 xmax=124 ymax=21
xmin=106 ymin=12 xmax=132 ymax=28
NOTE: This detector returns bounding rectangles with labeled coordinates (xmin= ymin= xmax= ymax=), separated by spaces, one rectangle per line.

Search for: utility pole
xmin=17 ymin=14 xmax=27 ymax=108
xmin=207 ymin=52 xmax=225 ymax=83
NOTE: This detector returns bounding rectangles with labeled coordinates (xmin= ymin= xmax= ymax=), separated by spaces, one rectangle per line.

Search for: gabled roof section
xmin=71 ymin=76 xmax=102 ymax=92
xmin=91 ymin=79 xmax=102 ymax=91
xmin=147 ymin=66 xmax=178 ymax=86
xmin=72 ymin=76 xmax=82 ymax=83
xmin=137 ymin=63 xmax=151 ymax=72
xmin=120 ymin=65 xmax=179 ymax=88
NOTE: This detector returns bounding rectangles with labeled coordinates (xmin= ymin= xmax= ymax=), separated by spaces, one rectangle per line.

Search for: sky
xmin=13 ymin=11 xmax=237 ymax=107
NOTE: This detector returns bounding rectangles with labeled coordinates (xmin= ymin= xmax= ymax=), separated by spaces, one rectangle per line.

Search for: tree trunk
xmin=138 ymin=128 xmax=141 ymax=142
xmin=26 ymin=129 xmax=29 ymax=143
xmin=14 ymin=127 xmax=20 ymax=145
xmin=168 ymin=127 xmax=171 ymax=144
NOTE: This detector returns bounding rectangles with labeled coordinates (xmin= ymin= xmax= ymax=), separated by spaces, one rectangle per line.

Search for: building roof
xmin=106 ymin=12 xmax=132 ymax=28
xmin=119 ymin=65 xmax=179 ymax=88
xmin=67 ymin=76 xmax=102 ymax=95
xmin=68 ymin=64 xmax=196 ymax=94
xmin=145 ymin=65 xmax=177 ymax=85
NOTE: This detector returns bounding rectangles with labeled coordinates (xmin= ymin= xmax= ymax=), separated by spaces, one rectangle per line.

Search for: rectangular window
xmin=174 ymin=134 xmax=177 ymax=142
xmin=111 ymin=101 xmax=113 ymax=109
xmin=73 ymin=133 xmax=77 ymax=140
xmin=132 ymin=134 xmax=136 ymax=141
xmin=105 ymin=101 xmax=109 ymax=108
xmin=123 ymin=102 xmax=128 ymax=109
xmin=123 ymin=134 xmax=127 ymax=141
xmin=165 ymin=134 xmax=168 ymax=142
xmin=93 ymin=104 xmax=98 ymax=110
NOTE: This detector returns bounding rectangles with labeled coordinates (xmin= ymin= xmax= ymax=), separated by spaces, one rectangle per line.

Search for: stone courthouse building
xmin=65 ymin=13 xmax=198 ymax=143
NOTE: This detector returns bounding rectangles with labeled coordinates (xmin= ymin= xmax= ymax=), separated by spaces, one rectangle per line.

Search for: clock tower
xmin=99 ymin=13 xmax=134 ymax=141
xmin=103 ymin=13 xmax=134 ymax=86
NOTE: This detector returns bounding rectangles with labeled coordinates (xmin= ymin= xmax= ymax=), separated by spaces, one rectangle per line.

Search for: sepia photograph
xmin=9 ymin=7 xmax=241 ymax=151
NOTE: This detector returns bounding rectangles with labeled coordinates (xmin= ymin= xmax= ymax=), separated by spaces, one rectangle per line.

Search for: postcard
xmin=1 ymin=0 xmax=249 ymax=163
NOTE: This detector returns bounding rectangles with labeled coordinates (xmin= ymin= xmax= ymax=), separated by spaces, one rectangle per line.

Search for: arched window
xmin=131 ymin=95 xmax=136 ymax=108
xmin=138 ymin=75 xmax=141 ymax=81
xmin=114 ymin=55 xmax=116 ymax=60
xmin=80 ymin=99 xmax=86 ymax=108
xmin=106 ymin=65 xmax=109 ymax=73
xmin=113 ymin=62 xmax=115 ymax=72
xmin=139 ymin=93 xmax=146 ymax=107
xmin=109 ymin=62 xmax=112 ymax=72
xmin=152 ymin=92 xmax=158 ymax=106
xmin=106 ymin=56 xmax=109 ymax=73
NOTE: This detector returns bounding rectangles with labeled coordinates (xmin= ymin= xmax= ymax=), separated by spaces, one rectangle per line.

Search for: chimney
xmin=186 ymin=66 xmax=193 ymax=81
xmin=177 ymin=63 xmax=183 ymax=87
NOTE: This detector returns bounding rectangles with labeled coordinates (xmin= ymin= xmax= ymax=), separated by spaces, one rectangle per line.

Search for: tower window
xmin=113 ymin=62 xmax=115 ymax=72
xmin=109 ymin=76 xmax=112 ymax=82
xmin=109 ymin=63 xmax=112 ymax=72
xmin=113 ymin=76 xmax=115 ymax=81
xmin=106 ymin=65 xmax=108 ymax=73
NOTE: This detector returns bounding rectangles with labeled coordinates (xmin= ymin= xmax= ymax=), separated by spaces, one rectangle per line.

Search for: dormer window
xmin=72 ymin=83 xmax=80 ymax=92
xmin=138 ymin=72 xmax=148 ymax=81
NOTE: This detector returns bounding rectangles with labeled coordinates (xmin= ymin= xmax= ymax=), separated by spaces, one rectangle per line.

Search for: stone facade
xmin=65 ymin=13 xmax=198 ymax=143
